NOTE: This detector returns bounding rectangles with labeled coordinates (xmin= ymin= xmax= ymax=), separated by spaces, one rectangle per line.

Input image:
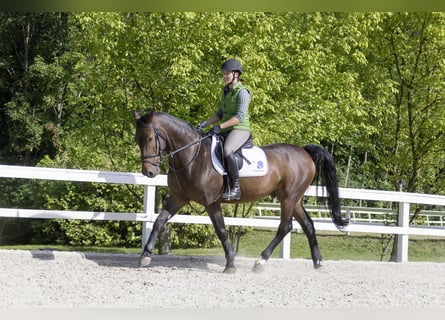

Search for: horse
xmin=133 ymin=109 xmax=349 ymax=273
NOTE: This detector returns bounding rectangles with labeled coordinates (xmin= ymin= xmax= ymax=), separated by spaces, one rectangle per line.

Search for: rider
xmin=197 ymin=58 xmax=251 ymax=200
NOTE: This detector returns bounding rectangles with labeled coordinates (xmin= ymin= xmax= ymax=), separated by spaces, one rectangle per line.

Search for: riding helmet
xmin=221 ymin=59 xmax=243 ymax=74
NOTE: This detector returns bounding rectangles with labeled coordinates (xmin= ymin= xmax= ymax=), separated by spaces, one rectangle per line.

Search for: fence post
xmin=396 ymin=202 xmax=410 ymax=262
xmin=141 ymin=185 xmax=156 ymax=251
xmin=279 ymin=233 xmax=291 ymax=259
xmin=345 ymin=208 xmax=351 ymax=236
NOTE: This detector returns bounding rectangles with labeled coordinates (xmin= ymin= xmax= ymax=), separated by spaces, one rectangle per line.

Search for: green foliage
xmin=0 ymin=12 xmax=444 ymax=248
xmin=358 ymin=12 xmax=445 ymax=193
xmin=0 ymin=13 xmax=73 ymax=164
xmin=170 ymin=224 xmax=220 ymax=249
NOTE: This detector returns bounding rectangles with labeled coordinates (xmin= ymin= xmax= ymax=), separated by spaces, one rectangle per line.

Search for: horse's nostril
xmin=142 ymin=167 xmax=156 ymax=178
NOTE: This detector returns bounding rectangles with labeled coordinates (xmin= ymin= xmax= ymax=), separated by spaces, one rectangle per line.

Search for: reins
xmin=140 ymin=124 xmax=211 ymax=172
xmin=166 ymin=134 xmax=210 ymax=173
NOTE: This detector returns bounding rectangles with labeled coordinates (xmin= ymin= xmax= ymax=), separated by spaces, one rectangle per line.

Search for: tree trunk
xmin=389 ymin=235 xmax=398 ymax=262
xmin=158 ymin=224 xmax=171 ymax=255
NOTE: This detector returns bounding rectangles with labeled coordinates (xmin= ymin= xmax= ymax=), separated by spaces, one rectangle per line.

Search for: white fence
xmin=255 ymin=202 xmax=445 ymax=226
xmin=1 ymin=164 xmax=445 ymax=263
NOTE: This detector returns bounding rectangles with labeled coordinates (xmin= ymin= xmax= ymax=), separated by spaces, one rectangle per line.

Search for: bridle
xmin=140 ymin=125 xmax=165 ymax=167
xmin=140 ymin=124 xmax=211 ymax=172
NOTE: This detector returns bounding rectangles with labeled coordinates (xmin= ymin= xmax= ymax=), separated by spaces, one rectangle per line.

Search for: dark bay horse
xmin=133 ymin=110 xmax=348 ymax=273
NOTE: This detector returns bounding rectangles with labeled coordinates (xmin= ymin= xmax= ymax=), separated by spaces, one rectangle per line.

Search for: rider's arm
xmin=234 ymin=88 xmax=250 ymax=122
xmin=204 ymin=114 xmax=221 ymax=126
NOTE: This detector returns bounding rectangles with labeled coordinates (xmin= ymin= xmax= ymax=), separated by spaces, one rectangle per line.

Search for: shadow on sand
xmin=30 ymin=249 xmax=226 ymax=271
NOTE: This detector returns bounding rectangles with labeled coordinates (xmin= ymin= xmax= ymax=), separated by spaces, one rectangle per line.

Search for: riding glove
xmin=208 ymin=125 xmax=221 ymax=135
xmin=196 ymin=121 xmax=208 ymax=131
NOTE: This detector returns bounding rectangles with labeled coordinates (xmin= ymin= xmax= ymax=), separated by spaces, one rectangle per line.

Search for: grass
xmin=1 ymin=229 xmax=444 ymax=262
xmin=222 ymin=228 xmax=445 ymax=262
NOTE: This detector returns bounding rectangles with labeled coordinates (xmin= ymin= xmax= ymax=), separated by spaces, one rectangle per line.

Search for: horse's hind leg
xmin=253 ymin=202 xmax=294 ymax=273
xmin=293 ymin=202 xmax=323 ymax=268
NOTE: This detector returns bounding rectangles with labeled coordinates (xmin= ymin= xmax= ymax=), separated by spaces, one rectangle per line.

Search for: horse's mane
xmin=156 ymin=112 xmax=195 ymax=130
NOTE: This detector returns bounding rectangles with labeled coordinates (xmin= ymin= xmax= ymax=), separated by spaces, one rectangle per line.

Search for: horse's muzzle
xmin=142 ymin=166 xmax=159 ymax=178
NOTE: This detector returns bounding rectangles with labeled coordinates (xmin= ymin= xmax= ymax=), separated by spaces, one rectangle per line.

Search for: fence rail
xmin=1 ymin=164 xmax=445 ymax=262
xmin=254 ymin=202 xmax=445 ymax=226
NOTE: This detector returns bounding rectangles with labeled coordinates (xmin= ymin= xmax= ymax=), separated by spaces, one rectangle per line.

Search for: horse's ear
xmin=132 ymin=110 xmax=141 ymax=124
xmin=148 ymin=108 xmax=154 ymax=119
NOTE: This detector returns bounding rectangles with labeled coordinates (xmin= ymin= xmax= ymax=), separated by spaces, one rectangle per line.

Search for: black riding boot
xmin=221 ymin=153 xmax=241 ymax=200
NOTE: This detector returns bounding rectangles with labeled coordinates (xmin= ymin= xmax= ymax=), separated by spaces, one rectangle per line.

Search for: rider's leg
xmin=221 ymin=152 xmax=241 ymax=200
xmin=221 ymin=129 xmax=250 ymax=200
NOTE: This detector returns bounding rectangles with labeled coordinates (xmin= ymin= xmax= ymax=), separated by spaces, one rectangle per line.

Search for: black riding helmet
xmin=221 ymin=59 xmax=243 ymax=74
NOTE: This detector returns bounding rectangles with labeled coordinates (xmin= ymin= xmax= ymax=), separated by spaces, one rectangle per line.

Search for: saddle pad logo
xmin=257 ymin=161 xmax=264 ymax=169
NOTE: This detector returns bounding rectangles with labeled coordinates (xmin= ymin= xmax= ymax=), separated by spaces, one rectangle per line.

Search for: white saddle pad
xmin=210 ymin=135 xmax=268 ymax=177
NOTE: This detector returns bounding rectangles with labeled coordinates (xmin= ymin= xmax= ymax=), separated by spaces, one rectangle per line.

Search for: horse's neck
xmin=164 ymin=129 xmax=198 ymax=152
xmin=158 ymin=119 xmax=199 ymax=155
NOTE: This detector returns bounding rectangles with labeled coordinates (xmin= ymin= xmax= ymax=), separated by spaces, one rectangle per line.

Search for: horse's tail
xmin=303 ymin=144 xmax=349 ymax=231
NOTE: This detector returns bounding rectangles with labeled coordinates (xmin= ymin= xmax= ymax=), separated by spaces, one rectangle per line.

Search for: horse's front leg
xmin=206 ymin=202 xmax=236 ymax=274
xmin=140 ymin=198 xmax=186 ymax=267
xmin=139 ymin=208 xmax=170 ymax=267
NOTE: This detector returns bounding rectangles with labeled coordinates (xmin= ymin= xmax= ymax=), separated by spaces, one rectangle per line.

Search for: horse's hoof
xmin=252 ymin=258 xmax=266 ymax=273
xmin=139 ymin=256 xmax=152 ymax=268
xmin=313 ymin=259 xmax=322 ymax=269
xmin=223 ymin=267 xmax=237 ymax=274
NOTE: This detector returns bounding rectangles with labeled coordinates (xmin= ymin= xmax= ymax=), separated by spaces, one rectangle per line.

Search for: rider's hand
xmin=208 ymin=125 xmax=221 ymax=135
xmin=196 ymin=121 xmax=207 ymax=131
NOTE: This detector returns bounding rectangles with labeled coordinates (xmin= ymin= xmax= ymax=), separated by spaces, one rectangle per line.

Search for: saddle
xmin=210 ymin=134 xmax=268 ymax=177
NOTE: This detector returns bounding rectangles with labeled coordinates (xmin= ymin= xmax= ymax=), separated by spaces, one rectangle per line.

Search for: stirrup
xmin=221 ymin=187 xmax=241 ymax=200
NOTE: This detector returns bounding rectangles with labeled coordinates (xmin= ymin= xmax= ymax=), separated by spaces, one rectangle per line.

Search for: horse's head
xmin=133 ymin=110 xmax=165 ymax=178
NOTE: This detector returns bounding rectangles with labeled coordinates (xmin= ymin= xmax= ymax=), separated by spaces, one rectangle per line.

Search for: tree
xmin=358 ymin=12 xmax=445 ymax=261
xmin=363 ymin=12 xmax=445 ymax=194
xmin=0 ymin=13 xmax=72 ymax=165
